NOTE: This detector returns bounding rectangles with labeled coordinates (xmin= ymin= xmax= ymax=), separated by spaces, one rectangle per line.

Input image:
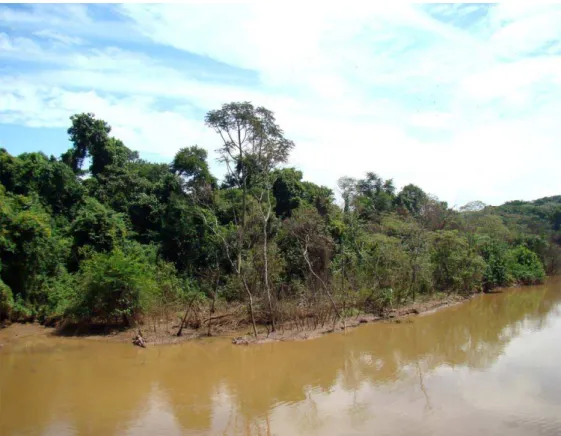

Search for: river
xmin=2 ymin=278 xmax=561 ymax=435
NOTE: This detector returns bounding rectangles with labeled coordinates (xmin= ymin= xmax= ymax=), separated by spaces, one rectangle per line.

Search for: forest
xmin=1 ymin=102 xmax=559 ymax=336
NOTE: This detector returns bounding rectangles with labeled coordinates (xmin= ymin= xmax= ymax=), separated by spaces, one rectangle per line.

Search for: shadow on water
xmin=1 ymin=278 xmax=561 ymax=435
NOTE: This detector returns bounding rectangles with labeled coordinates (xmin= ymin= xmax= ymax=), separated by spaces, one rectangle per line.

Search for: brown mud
xmin=0 ymin=292 xmax=477 ymax=348
xmin=238 ymin=293 xmax=474 ymax=345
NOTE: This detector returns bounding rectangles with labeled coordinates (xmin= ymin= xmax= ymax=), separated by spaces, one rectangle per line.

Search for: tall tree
xmin=63 ymin=113 xmax=137 ymax=176
xmin=205 ymin=102 xmax=294 ymax=334
xmin=172 ymin=145 xmax=215 ymax=195
xmin=250 ymin=107 xmax=294 ymax=331
xmin=396 ymin=184 xmax=429 ymax=218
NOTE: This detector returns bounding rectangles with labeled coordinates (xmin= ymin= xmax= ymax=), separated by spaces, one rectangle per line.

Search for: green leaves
xmin=73 ymin=245 xmax=155 ymax=322
xmin=69 ymin=243 xmax=193 ymax=323
xmin=0 ymin=149 xmax=85 ymax=217
xmin=338 ymin=172 xmax=397 ymax=220
xmin=0 ymin=188 xmax=66 ymax=299
xmin=506 ymin=245 xmax=546 ymax=285
xmin=71 ymin=197 xmax=127 ymax=257
xmin=0 ymin=107 xmax=559 ymax=328
xmin=206 ymin=101 xmax=295 ymax=191
xmin=0 ymin=276 xmax=13 ymax=320
xmin=480 ymin=238 xmax=510 ymax=289
xmin=395 ymin=184 xmax=428 ymax=218
xmin=64 ymin=113 xmax=137 ymax=176
xmin=172 ymin=146 xmax=212 ymax=182
xmin=431 ymin=230 xmax=486 ymax=293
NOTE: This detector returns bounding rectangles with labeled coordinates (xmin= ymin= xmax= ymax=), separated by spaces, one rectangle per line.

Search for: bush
xmin=145 ymin=258 xmax=198 ymax=317
xmin=479 ymin=238 xmax=510 ymax=290
xmin=507 ymin=245 xmax=546 ymax=285
xmin=431 ymin=230 xmax=486 ymax=293
xmin=0 ymin=278 xmax=13 ymax=320
xmin=11 ymin=294 xmax=34 ymax=321
xmin=69 ymin=242 xmax=193 ymax=325
xmin=71 ymin=197 xmax=127 ymax=257
xmin=71 ymin=244 xmax=158 ymax=324
xmin=42 ymin=269 xmax=78 ymax=321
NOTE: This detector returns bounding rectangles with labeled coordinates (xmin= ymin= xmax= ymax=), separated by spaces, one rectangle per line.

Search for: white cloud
xmin=0 ymin=32 xmax=42 ymax=53
xmin=33 ymin=29 xmax=83 ymax=46
xmin=458 ymin=56 xmax=561 ymax=103
xmin=1 ymin=3 xmax=561 ymax=206
xmin=0 ymin=84 xmax=214 ymax=156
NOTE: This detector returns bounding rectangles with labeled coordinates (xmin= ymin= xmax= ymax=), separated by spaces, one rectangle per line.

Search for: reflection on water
xmin=2 ymin=278 xmax=561 ymax=435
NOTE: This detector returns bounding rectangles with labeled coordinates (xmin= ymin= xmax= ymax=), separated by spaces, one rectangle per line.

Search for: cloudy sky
xmin=1 ymin=3 xmax=560 ymax=207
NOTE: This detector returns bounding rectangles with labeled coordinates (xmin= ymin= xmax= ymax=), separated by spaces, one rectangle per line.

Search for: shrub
xmin=71 ymin=244 xmax=158 ymax=324
xmin=0 ymin=278 xmax=13 ymax=320
xmin=70 ymin=197 xmax=127 ymax=257
xmin=507 ymin=245 xmax=546 ymax=285
xmin=479 ymin=238 xmax=510 ymax=290
xmin=431 ymin=230 xmax=485 ymax=293
xmin=11 ymin=294 xmax=34 ymax=321
xmin=42 ymin=269 xmax=79 ymax=320
xmin=69 ymin=242 xmax=193 ymax=325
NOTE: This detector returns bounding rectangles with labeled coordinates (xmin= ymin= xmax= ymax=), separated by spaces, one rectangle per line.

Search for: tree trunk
xmin=208 ymin=275 xmax=219 ymax=337
xmin=238 ymin=147 xmax=246 ymax=275
xmin=176 ymin=296 xmax=196 ymax=337
xmin=341 ymin=254 xmax=347 ymax=331
xmin=242 ymin=276 xmax=258 ymax=337
xmin=263 ymin=212 xmax=276 ymax=332
xmin=303 ymin=236 xmax=341 ymax=321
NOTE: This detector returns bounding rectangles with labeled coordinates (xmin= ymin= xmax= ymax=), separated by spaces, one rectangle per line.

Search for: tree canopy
xmin=0 ymin=105 xmax=558 ymax=333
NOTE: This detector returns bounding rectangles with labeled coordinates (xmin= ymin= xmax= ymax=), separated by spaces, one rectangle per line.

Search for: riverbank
xmin=235 ymin=292 xmax=475 ymax=345
xmin=0 ymin=292 xmax=479 ymax=348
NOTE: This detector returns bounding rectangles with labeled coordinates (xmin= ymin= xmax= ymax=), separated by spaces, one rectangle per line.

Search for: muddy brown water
xmin=2 ymin=278 xmax=561 ymax=436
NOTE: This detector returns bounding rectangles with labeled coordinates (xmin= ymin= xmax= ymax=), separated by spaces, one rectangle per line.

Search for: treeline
xmin=0 ymin=102 xmax=559 ymax=335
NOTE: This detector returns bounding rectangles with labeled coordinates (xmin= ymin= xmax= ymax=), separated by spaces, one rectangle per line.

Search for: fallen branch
xmin=176 ymin=296 xmax=197 ymax=337
xmin=201 ymin=313 xmax=235 ymax=324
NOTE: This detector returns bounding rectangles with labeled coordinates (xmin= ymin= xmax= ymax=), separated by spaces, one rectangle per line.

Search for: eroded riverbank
xmin=238 ymin=292 xmax=473 ymax=345
xmin=1 ymin=292 xmax=474 ymax=347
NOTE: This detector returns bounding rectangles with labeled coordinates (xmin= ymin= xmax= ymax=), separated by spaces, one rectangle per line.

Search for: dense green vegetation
xmin=0 ymin=102 xmax=558 ymax=334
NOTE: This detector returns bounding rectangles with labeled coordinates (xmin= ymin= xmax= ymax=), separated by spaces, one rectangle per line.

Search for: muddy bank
xmin=0 ymin=292 xmax=478 ymax=348
xmin=233 ymin=293 xmax=475 ymax=345
xmin=0 ymin=320 xmax=227 ymax=347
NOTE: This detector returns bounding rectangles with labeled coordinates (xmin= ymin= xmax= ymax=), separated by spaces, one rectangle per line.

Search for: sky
xmin=1 ymin=3 xmax=561 ymax=208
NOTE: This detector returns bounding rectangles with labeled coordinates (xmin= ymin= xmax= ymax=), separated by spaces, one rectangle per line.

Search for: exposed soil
xmin=234 ymin=293 xmax=475 ymax=345
xmin=0 ymin=321 xmax=53 ymax=346
xmin=0 ymin=292 xmax=479 ymax=349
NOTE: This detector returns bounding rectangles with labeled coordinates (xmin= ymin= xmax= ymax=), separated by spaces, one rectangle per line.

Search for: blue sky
xmin=1 ymin=3 xmax=560 ymax=207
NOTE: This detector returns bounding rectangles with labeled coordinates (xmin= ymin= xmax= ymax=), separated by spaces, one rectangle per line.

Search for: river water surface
xmin=2 ymin=278 xmax=561 ymax=436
